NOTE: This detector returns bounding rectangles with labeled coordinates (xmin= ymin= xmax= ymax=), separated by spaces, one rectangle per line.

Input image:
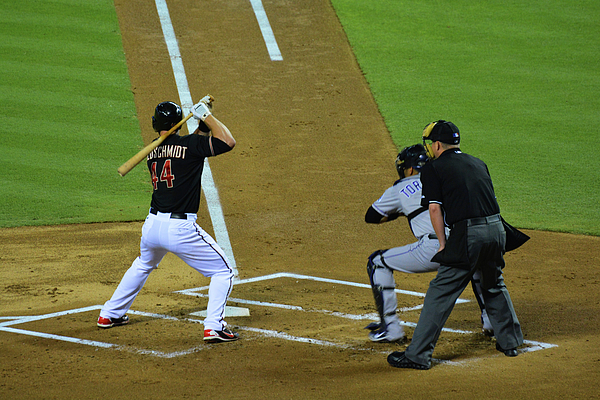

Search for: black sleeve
xmin=197 ymin=120 xmax=210 ymax=133
xmin=420 ymin=163 xmax=440 ymax=207
xmin=365 ymin=206 xmax=393 ymax=224
xmin=209 ymin=137 xmax=233 ymax=156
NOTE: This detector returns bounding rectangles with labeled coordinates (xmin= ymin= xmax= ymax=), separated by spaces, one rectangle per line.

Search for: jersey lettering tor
xmin=372 ymin=175 xmax=445 ymax=239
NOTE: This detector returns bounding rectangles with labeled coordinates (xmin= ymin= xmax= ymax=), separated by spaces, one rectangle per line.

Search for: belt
xmin=149 ymin=208 xmax=188 ymax=220
xmin=465 ymin=214 xmax=501 ymax=227
xmin=427 ymin=234 xmax=438 ymax=240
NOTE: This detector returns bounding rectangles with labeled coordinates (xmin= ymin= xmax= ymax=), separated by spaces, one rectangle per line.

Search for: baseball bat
xmin=117 ymin=112 xmax=194 ymax=177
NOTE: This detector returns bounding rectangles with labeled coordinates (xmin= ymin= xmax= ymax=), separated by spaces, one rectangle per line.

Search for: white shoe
xmin=368 ymin=328 xmax=406 ymax=343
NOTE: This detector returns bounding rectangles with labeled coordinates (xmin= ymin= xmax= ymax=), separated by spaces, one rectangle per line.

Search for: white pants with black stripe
xmin=100 ymin=211 xmax=234 ymax=331
xmin=370 ymin=235 xmax=490 ymax=335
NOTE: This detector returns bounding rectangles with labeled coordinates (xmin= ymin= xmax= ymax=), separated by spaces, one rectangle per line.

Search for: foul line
xmin=155 ymin=0 xmax=238 ymax=278
xmin=249 ymin=0 xmax=283 ymax=61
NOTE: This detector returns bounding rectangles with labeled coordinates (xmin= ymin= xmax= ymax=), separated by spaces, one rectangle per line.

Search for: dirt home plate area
xmin=2 ymin=0 xmax=599 ymax=398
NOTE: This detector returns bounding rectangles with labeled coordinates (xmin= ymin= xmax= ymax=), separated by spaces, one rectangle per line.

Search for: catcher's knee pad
xmin=367 ymin=251 xmax=381 ymax=281
xmin=367 ymin=250 xmax=393 ymax=282
xmin=367 ymin=250 xmax=396 ymax=320
xmin=367 ymin=249 xmax=391 ymax=272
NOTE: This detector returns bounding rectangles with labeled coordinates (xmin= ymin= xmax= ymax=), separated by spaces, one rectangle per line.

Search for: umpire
xmin=387 ymin=120 xmax=523 ymax=370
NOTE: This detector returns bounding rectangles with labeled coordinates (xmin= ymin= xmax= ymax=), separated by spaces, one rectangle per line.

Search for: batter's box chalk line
xmin=0 ymin=273 xmax=557 ymax=361
xmin=177 ymin=272 xmax=464 ymax=321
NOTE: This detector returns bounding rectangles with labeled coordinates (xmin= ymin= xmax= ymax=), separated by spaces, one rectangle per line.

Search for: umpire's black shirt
xmin=420 ymin=148 xmax=500 ymax=227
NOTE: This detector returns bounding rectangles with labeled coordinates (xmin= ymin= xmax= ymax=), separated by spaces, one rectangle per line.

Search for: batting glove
xmin=198 ymin=95 xmax=213 ymax=108
xmin=191 ymin=101 xmax=212 ymax=121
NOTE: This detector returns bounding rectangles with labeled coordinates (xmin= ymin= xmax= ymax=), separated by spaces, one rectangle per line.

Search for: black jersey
xmin=420 ymin=149 xmax=500 ymax=227
xmin=146 ymin=134 xmax=232 ymax=213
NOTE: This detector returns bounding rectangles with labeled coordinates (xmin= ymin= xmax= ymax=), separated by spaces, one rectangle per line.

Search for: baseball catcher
xmin=364 ymin=144 xmax=494 ymax=342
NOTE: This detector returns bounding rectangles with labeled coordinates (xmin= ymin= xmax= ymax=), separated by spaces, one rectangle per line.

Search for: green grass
xmin=1 ymin=0 xmax=598 ymax=236
xmin=0 ymin=0 xmax=149 ymax=227
xmin=331 ymin=0 xmax=600 ymax=235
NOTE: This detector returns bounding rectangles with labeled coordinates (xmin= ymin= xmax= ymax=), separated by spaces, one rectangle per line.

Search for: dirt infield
xmin=1 ymin=0 xmax=599 ymax=398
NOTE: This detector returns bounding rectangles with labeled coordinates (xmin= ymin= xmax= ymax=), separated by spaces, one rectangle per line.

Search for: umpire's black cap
xmin=422 ymin=120 xmax=460 ymax=144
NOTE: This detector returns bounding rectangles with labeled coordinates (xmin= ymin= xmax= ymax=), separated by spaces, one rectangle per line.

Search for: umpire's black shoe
xmin=387 ymin=351 xmax=430 ymax=370
xmin=496 ymin=343 xmax=518 ymax=357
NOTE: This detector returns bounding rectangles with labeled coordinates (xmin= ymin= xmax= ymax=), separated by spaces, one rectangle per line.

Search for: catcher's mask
xmin=422 ymin=120 xmax=460 ymax=158
xmin=152 ymin=101 xmax=183 ymax=132
xmin=395 ymin=144 xmax=429 ymax=179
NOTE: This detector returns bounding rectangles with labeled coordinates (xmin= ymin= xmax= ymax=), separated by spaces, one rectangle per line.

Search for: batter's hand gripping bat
xmin=117 ymin=113 xmax=193 ymax=177
xmin=117 ymin=95 xmax=214 ymax=177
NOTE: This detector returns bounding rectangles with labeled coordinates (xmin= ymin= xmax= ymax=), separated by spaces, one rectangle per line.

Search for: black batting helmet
xmin=395 ymin=144 xmax=429 ymax=179
xmin=152 ymin=101 xmax=183 ymax=132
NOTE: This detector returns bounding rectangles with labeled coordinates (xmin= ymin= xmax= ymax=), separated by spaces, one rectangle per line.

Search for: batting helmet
xmin=152 ymin=101 xmax=183 ymax=132
xmin=395 ymin=144 xmax=429 ymax=179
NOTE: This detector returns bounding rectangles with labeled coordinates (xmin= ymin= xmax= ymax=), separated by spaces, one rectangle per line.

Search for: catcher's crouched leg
xmin=365 ymin=250 xmax=405 ymax=342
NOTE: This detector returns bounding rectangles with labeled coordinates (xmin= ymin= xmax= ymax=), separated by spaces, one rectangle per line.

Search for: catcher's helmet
xmin=152 ymin=101 xmax=183 ymax=132
xmin=395 ymin=144 xmax=429 ymax=179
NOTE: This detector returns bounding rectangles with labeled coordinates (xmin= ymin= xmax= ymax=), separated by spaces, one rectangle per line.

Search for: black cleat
xmin=387 ymin=351 xmax=430 ymax=370
xmin=496 ymin=343 xmax=518 ymax=357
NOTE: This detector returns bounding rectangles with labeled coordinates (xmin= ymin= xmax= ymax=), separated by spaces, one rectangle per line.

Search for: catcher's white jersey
xmin=371 ymin=175 xmax=437 ymax=239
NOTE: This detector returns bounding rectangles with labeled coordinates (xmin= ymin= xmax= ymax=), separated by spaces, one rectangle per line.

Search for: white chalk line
xmin=0 ymin=277 xmax=557 ymax=363
xmin=174 ymin=272 xmax=465 ymax=325
xmin=0 ymin=303 xmax=555 ymax=366
xmin=0 ymin=271 xmax=558 ymax=361
xmin=0 ymin=305 xmax=463 ymax=364
xmin=175 ymin=272 xmax=468 ymax=303
xmin=0 ymin=307 xmax=198 ymax=358
xmin=0 ymin=306 xmax=391 ymax=359
xmin=154 ymin=0 xmax=238 ymax=279
xmin=0 ymin=304 xmax=102 ymax=327
xmin=174 ymin=273 xmax=479 ymax=335
xmin=173 ymin=272 xmax=558 ymax=355
xmin=181 ymin=292 xmax=423 ymax=321
xmin=249 ymin=0 xmax=283 ymax=61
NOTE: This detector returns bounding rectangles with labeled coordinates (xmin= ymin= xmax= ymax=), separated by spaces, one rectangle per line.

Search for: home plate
xmin=190 ymin=306 xmax=250 ymax=318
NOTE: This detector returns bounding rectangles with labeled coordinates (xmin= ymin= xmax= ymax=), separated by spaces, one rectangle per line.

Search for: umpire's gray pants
xmin=404 ymin=219 xmax=523 ymax=367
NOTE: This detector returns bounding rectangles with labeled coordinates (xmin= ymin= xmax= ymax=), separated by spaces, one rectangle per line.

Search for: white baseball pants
xmin=100 ymin=211 xmax=234 ymax=331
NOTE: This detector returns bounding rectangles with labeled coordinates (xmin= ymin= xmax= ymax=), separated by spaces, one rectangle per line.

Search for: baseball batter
xmin=365 ymin=144 xmax=493 ymax=342
xmin=97 ymin=99 xmax=239 ymax=343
